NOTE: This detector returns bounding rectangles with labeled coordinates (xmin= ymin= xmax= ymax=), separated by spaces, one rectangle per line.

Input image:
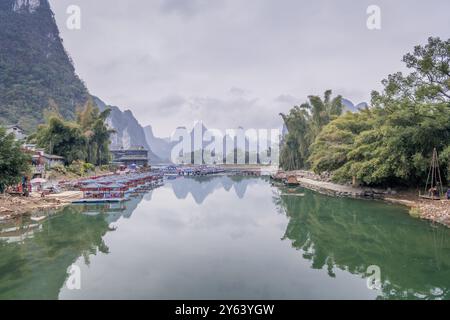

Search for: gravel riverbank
xmin=0 ymin=191 xmax=82 ymax=221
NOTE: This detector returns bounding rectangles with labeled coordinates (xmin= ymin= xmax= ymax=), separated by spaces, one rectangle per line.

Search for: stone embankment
xmin=273 ymin=170 xmax=450 ymax=228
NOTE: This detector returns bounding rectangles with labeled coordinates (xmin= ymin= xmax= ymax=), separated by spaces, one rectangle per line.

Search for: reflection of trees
xmin=0 ymin=206 xmax=111 ymax=299
xmin=275 ymin=188 xmax=450 ymax=300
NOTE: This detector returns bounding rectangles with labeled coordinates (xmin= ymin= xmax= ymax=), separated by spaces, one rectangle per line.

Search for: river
xmin=0 ymin=175 xmax=449 ymax=299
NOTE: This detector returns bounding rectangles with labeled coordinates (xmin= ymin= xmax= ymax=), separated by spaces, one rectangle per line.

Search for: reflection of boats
xmin=0 ymin=223 xmax=42 ymax=244
xmin=281 ymin=193 xmax=305 ymax=197
xmin=73 ymin=198 xmax=125 ymax=204
xmin=78 ymin=202 xmax=128 ymax=216
xmin=166 ymin=175 xmax=179 ymax=180
xmin=82 ymin=211 xmax=101 ymax=216
xmin=73 ymin=202 xmax=127 ymax=211
xmin=30 ymin=215 xmax=47 ymax=222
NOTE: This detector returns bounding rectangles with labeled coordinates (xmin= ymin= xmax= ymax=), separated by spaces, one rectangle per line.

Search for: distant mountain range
xmin=0 ymin=0 xmax=371 ymax=165
xmin=143 ymin=125 xmax=175 ymax=163
xmin=341 ymin=98 xmax=368 ymax=112
xmin=0 ymin=0 xmax=89 ymax=131
xmin=92 ymin=96 xmax=162 ymax=163
xmin=0 ymin=0 xmax=165 ymax=162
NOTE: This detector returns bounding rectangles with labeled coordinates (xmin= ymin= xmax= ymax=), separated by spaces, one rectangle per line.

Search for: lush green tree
xmin=308 ymin=37 xmax=450 ymax=187
xmin=76 ymin=99 xmax=114 ymax=166
xmin=372 ymin=37 xmax=449 ymax=105
xmin=0 ymin=126 xmax=30 ymax=192
xmin=29 ymin=99 xmax=113 ymax=166
xmin=32 ymin=116 xmax=87 ymax=165
xmin=308 ymin=110 xmax=374 ymax=174
xmin=279 ymin=90 xmax=344 ymax=170
xmin=280 ymin=106 xmax=310 ymax=170
xmin=332 ymin=102 xmax=450 ymax=186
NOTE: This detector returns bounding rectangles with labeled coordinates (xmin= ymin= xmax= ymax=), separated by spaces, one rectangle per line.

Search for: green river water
xmin=0 ymin=176 xmax=449 ymax=299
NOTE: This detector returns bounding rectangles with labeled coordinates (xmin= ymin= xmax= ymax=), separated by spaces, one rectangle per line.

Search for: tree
xmin=33 ymin=116 xmax=87 ymax=165
xmin=0 ymin=126 xmax=30 ymax=193
xmin=308 ymin=37 xmax=450 ymax=187
xmin=308 ymin=110 xmax=373 ymax=174
xmin=279 ymin=90 xmax=344 ymax=170
xmin=29 ymin=98 xmax=113 ymax=166
xmin=76 ymin=99 xmax=114 ymax=166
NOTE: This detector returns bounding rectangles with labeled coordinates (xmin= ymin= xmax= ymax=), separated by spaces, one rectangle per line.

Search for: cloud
xmin=48 ymin=0 xmax=450 ymax=136
xmin=274 ymin=94 xmax=298 ymax=106
xmin=159 ymin=0 xmax=209 ymax=17
xmin=142 ymin=92 xmax=286 ymax=136
xmin=229 ymin=87 xmax=247 ymax=97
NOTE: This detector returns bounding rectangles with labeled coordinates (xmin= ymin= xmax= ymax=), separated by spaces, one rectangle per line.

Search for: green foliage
xmin=306 ymin=37 xmax=450 ymax=187
xmin=439 ymin=145 xmax=450 ymax=183
xmin=100 ymin=164 xmax=111 ymax=172
xmin=32 ymin=116 xmax=87 ymax=164
xmin=308 ymin=110 xmax=373 ymax=174
xmin=67 ymin=160 xmax=95 ymax=176
xmin=76 ymin=99 xmax=114 ymax=166
xmin=30 ymin=99 xmax=113 ymax=166
xmin=0 ymin=126 xmax=31 ymax=191
xmin=0 ymin=1 xmax=89 ymax=132
xmin=51 ymin=163 xmax=67 ymax=175
xmin=279 ymin=90 xmax=344 ymax=170
xmin=83 ymin=162 xmax=96 ymax=172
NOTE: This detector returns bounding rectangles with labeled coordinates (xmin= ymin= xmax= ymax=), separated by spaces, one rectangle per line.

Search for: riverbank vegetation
xmin=28 ymin=99 xmax=114 ymax=166
xmin=279 ymin=90 xmax=344 ymax=170
xmin=0 ymin=127 xmax=30 ymax=193
xmin=280 ymin=37 xmax=450 ymax=187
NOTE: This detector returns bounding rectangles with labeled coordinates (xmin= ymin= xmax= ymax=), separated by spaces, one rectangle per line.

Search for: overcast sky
xmin=48 ymin=0 xmax=450 ymax=137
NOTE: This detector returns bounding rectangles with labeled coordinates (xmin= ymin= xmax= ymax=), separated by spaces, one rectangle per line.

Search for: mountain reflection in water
xmin=0 ymin=176 xmax=448 ymax=300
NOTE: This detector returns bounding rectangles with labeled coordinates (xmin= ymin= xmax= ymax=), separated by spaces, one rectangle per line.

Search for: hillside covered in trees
xmin=0 ymin=0 xmax=89 ymax=132
xmin=280 ymin=37 xmax=450 ymax=187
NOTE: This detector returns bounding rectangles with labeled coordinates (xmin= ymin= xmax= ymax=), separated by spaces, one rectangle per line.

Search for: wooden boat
xmin=285 ymin=175 xmax=299 ymax=186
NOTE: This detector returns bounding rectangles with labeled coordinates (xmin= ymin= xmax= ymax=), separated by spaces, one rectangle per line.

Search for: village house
xmin=110 ymin=146 xmax=149 ymax=167
xmin=6 ymin=124 xmax=27 ymax=141
xmin=22 ymin=145 xmax=65 ymax=171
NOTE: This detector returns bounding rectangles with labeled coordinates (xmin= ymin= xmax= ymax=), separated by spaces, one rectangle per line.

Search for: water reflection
xmin=0 ymin=177 xmax=449 ymax=300
xmin=0 ymin=192 xmax=150 ymax=299
xmin=167 ymin=175 xmax=263 ymax=204
xmin=274 ymin=186 xmax=450 ymax=299
xmin=0 ymin=207 xmax=111 ymax=299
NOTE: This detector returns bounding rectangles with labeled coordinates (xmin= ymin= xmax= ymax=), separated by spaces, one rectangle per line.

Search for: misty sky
xmin=48 ymin=0 xmax=450 ymax=137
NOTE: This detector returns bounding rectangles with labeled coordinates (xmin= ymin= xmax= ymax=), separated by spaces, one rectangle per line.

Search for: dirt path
xmin=296 ymin=177 xmax=366 ymax=197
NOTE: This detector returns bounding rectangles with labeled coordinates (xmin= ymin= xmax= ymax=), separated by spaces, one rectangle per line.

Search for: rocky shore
xmin=0 ymin=191 xmax=82 ymax=221
xmin=273 ymin=170 xmax=450 ymax=228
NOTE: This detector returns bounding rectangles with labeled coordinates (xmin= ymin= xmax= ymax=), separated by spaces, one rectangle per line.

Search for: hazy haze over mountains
xmin=49 ymin=0 xmax=450 ymax=137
